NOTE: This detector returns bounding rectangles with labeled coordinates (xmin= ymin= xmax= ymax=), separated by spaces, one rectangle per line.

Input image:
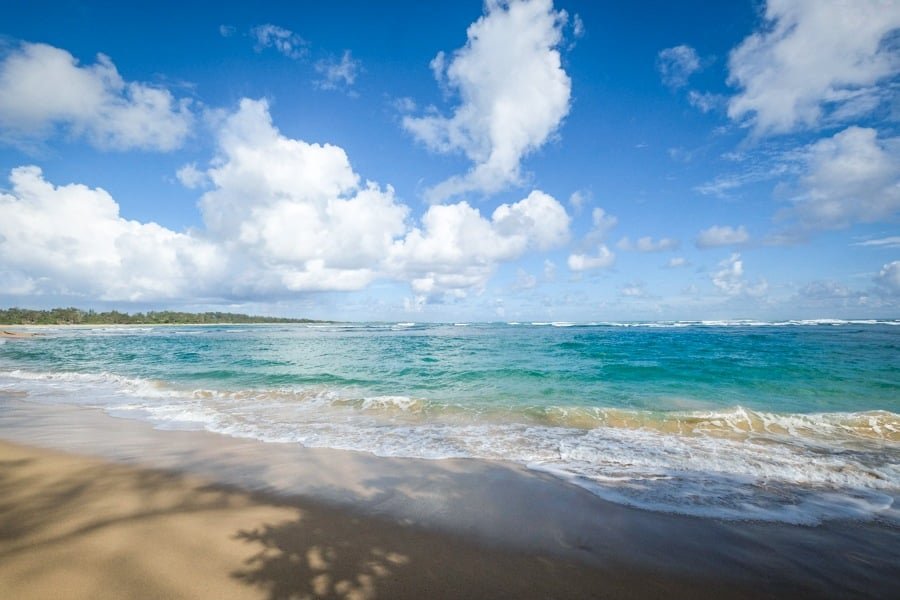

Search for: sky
xmin=0 ymin=0 xmax=898 ymax=322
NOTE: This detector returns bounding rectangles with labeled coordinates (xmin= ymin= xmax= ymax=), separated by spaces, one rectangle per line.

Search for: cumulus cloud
xmin=250 ymin=24 xmax=308 ymax=59
xmin=657 ymin=45 xmax=701 ymax=89
xmin=711 ymin=253 xmax=767 ymax=296
xmin=617 ymin=236 xmax=679 ymax=252
xmin=567 ymin=246 xmax=614 ymax=271
xmin=202 ymin=101 xmax=569 ymax=298
xmin=0 ymin=42 xmax=193 ymax=151
xmin=727 ymin=0 xmax=900 ymax=136
xmin=198 ymin=98 xmax=409 ymax=293
xmin=695 ymin=225 xmax=750 ymax=248
xmin=0 ymin=98 xmax=570 ymax=302
xmin=388 ymin=189 xmax=570 ymax=296
xmin=0 ymin=166 xmax=220 ymax=301
xmin=403 ymin=0 xmax=571 ymax=201
xmin=314 ymin=50 xmax=361 ymax=91
xmin=785 ymin=127 xmax=900 ymax=230
xmin=665 ymin=256 xmax=689 ymax=268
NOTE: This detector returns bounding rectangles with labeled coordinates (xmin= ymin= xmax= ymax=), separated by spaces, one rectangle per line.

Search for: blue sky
xmin=0 ymin=0 xmax=898 ymax=321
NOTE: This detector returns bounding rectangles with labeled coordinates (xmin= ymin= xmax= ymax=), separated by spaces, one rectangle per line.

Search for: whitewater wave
xmin=589 ymin=319 xmax=900 ymax=328
xmin=1 ymin=368 xmax=898 ymax=525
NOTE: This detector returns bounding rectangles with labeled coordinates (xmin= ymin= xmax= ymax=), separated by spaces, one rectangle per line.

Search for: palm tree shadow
xmin=231 ymin=508 xmax=414 ymax=600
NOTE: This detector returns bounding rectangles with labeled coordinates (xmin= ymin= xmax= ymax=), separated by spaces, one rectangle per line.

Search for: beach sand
xmin=1 ymin=399 xmax=898 ymax=599
xmin=0 ymin=439 xmax=753 ymax=600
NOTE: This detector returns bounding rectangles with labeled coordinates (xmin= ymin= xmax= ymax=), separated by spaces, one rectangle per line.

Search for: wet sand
xmin=1 ymin=399 xmax=898 ymax=599
xmin=0 ymin=439 xmax=759 ymax=599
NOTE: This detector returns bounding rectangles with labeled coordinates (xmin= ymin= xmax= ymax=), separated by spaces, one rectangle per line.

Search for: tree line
xmin=0 ymin=307 xmax=326 ymax=325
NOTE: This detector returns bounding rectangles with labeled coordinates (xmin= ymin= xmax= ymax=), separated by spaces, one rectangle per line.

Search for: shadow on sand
xmin=0 ymin=446 xmax=619 ymax=599
xmin=3 ymin=441 xmax=898 ymax=600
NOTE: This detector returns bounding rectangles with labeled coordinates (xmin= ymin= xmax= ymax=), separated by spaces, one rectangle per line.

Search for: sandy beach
xmin=1 ymin=398 xmax=898 ymax=599
xmin=0 ymin=438 xmax=756 ymax=600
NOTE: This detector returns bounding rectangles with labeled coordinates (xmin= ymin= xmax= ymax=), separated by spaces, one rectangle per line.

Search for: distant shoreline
xmin=0 ymin=307 xmax=332 ymax=326
xmin=1 ymin=322 xmax=328 ymax=328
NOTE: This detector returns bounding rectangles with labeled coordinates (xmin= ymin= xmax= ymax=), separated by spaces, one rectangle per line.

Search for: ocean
xmin=2 ymin=320 xmax=898 ymax=525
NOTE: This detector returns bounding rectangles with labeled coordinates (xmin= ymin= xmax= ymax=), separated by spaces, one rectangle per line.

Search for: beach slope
xmin=0 ymin=440 xmax=754 ymax=600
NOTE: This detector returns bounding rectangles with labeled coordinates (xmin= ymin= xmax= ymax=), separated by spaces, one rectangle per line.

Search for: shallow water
xmin=1 ymin=320 xmax=898 ymax=523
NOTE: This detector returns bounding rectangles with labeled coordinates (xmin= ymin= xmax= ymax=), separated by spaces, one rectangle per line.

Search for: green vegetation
xmin=0 ymin=307 xmax=328 ymax=325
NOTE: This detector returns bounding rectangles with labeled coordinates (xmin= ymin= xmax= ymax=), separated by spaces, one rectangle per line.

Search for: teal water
xmin=1 ymin=320 xmax=898 ymax=523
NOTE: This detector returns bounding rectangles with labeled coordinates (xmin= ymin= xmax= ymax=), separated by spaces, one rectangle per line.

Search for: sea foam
xmin=2 ymin=367 xmax=897 ymax=525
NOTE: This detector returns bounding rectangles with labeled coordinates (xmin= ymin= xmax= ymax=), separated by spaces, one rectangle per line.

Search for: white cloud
xmin=711 ymin=253 xmax=767 ymax=296
xmin=388 ymin=189 xmax=570 ymax=296
xmin=786 ymin=127 xmax=900 ymax=230
xmin=799 ymin=280 xmax=853 ymax=300
xmin=665 ymin=256 xmax=689 ymax=268
xmin=393 ymin=97 xmax=417 ymax=113
xmin=854 ymin=236 xmax=900 ymax=249
xmin=567 ymin=245 xmax=614 ymax=271
xmin=657 ymin=45 xmax=700 ymax=89
xmin=0 ymin=42 xmax=193 ymax=151
xmin=568 ymin=189 xmax=590 ymax=211
xmin=315 ymin=50 xmax=361 ymax=91
xmin=572 ymin=14 xmax=585 ymax=38
xmin=727 ymin=0 xmax=900 ymax=135
xmin=687 ymin=90 xmax=724 ymax=113
xmin=567 ymin=206 xmax=617 ymax=271
xmin=204 ymin=101 xmax=568 ymax=298
xmin=696 ymin=225 xmax=750 ymax=248
xmin=403 ymin=0 xmax=571 ymax=201
xmin=251 ymin=24 xmax=308 ymax=59
xmin=219 ymin=25 xmax=236 ymax=37
xmin=617 ymin=235 xmax=679 ymax=252
xmin=876 ymin=260 xmax=900 ymax=294
xmin=0 ymin=98 xmax=571 ymax=303
xmin=175 ymin=163 xmax=208 ymax=189
xmin=584 ymin=207 xmax=617 ymax=242
xmin=0 ymin=166 xmax=220 ymax=301
xmin=198 ymin=98 xmax=408 ymax=293
xmin=621 ymin=282 xmax=645 ymax=297
xmin=694 ymin=173 xmax=750 ymax=197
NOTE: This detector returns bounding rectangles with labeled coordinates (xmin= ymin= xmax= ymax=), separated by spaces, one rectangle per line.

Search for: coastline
xmin=1 ymin=398 xmax=899 ymax=598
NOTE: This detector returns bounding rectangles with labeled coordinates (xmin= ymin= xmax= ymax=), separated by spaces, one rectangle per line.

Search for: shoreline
xmin=0 ymin=322 xmax=330 ymax=330
xmin=1 ymin=398 xmax=899 ymax=598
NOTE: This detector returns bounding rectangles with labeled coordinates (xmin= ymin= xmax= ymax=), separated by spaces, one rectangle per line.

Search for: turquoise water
xmin=2 ymin=320 xmax=898 ymax=523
